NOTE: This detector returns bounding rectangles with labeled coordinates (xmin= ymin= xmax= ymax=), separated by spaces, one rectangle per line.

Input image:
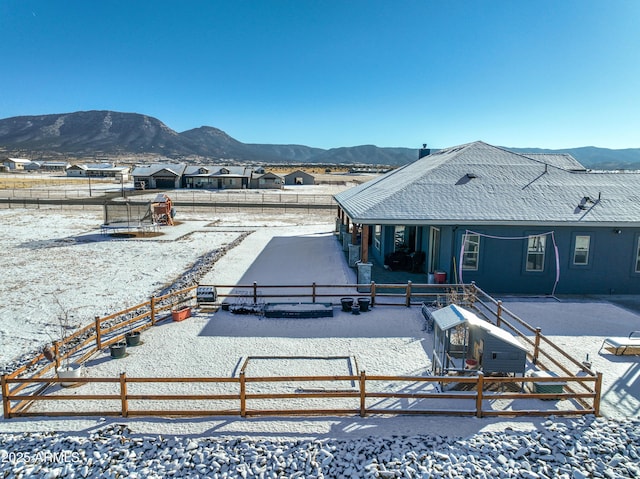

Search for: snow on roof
xmin=520 ymin=153 xmax=586 ymax=171
xmin=334 ymin=141 xmax=640 ymax=226
xmin=432 ymin=304 xmax=527 ymax=351
xmin=6 ymin=158 xmax=32 ymax=164
xmin=183 ymin=165 xmax=253 ymax=177
xmin=131 ymin=164 xmax=187 ymax=176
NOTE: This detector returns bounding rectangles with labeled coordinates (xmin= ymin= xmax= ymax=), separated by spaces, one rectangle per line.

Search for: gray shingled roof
xmin=334 ymin=141 xmax=640 ymax=226
xmin=183 ymin=165 xmax=253 ymax=177
xmin=131 ymin=164 xmax=186 ymax=176
xmin=519 ymin=153 xmax=586 ymax=171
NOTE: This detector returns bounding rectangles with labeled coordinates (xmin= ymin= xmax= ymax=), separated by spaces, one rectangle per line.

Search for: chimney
xmin=418 ymin=143 xmax=431 ymax=159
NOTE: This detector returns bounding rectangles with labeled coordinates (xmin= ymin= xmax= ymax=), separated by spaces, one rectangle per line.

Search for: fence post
xmin=95 ymin=316 xmax=102 ymax=350
xmin=1 ymin=375 xmax=10 ymax=419
xmin=496 ymin=300 xmax=503 ymax=327
xmin=370 ymin=282 xmax=376 ymax=306
xmin=593 ymin=372 xmax=603 ymax=416
xmin=312 ymin=282 xmax=317 ymax=303
xmin=150 ymin=296 xmax=156 ymax=325
xmin=120 ymin=372 xmax=128 ymax=418
xmin=405 ymin=281 xmax=412 ymax=307
xmin=54 ymin=342 xmax=61 ymax=370
xmin=476 ymin=372 xmax=484 ymax=418
xmin=253 ymin=282 xmax=257 ymax=304
xmin=240 ymin=372 xmax=246 ymax=418
xmin=359 ymin=371 xmax=366 ymax=417
xmin=533 ymin=328 xmax=542 ymax=364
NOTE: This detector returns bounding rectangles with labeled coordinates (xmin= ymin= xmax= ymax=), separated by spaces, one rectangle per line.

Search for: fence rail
xmin=1 ymin=282 xmax=602 ymax=419
xmin=1 ymin=371 xmax=601 ymax=419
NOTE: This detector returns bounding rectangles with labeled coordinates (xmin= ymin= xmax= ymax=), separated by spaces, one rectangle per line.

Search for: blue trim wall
xmin=449 ymin=225 xmax=640 ymax=295
xmin=366 ymin=223 xmax=640 ymax=295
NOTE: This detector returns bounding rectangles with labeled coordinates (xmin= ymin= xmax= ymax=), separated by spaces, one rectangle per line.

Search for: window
xmin=462 ymin=234 xmax=480 ymax=271
xmin=573 ymin=235 xmax=590 ymax=265
xmin=526 ymin=235 xmax=546 ymax=271
xmin=374 ymin=225 xmax=381 ymax=250
xmin=394 ymin=226 xmax=406 ymax=251
xmin=636 ymin=238 xmax=640 ymax=273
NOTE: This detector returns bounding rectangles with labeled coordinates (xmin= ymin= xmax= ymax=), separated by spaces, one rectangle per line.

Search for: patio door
xmin=428 ymin=227 xmax=440 ymax=273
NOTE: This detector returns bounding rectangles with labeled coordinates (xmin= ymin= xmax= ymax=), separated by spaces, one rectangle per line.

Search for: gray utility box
xmin=196 ymin=286 xmax=217 ymax=305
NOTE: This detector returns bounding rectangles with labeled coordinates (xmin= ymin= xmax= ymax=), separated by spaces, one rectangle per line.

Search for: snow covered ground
xmin=1 ymin=205 xmax=639 ymax=478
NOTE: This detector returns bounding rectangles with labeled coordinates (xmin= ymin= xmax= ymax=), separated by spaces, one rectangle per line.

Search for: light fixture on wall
xmin=613 ymin=229 xmax=622 ymax=234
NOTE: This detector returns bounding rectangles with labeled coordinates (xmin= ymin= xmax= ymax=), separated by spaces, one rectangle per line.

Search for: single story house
xmin=251 ymin=172 xmax=283 ymax=189
xmin=183 ymin=166 xmax=253 ymax=189
xmin=41 ymin=161 xmax=70 ymax=171
xmin=131 ymin=164 xmax=187 ymax=190
xmin=66 ymin=163 xmax=130 ymax=180
xmin=334 ymin=141 xmax=640 ymax=295
xmin=284 ymin=170 xmax=315 ymax=186
xmin=2 ymin=158 xmax=32 ymax=170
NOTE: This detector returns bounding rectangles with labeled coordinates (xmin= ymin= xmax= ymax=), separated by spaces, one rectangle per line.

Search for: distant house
xmin=183 ymin=166 xmax=254 ymax=189
xmin=3 ymin=158 xmax=32 ymax=170
xmin=24 ymin=161 xmax=42 ymax=171
xmin=67 ymin=163 xmax=129 ymax=180
xmin=41 ymin=161 xmax=70 ymax=172
xmin=334 ymin=141 xmax=640 ymax=295
xmin=284 ymin=170 xmax=315 ymax=186
xmin=131 ymin=164 xmax=186 ymax=189
xmin=251 ymin=172 xmax=283 ymax=189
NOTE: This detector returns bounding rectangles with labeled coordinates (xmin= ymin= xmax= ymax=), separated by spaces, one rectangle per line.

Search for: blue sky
xmin=1 ymin=1 xmax=639 ymax=150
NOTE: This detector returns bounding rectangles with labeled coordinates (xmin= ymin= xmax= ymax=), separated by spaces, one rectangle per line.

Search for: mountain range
xmin=1 ymin=110 xmax=639 ymax=169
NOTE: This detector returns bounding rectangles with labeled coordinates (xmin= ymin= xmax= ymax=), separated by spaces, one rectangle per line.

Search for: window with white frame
xmin=462 ymin=234 xmax=480 ymax=270
xmin=573 ymin=235 xmax=590 ymax=265
xmin=526 ymin=235 xmax=546 ymax=272
xmin=374 ymin=225 xmax=381 ymax=250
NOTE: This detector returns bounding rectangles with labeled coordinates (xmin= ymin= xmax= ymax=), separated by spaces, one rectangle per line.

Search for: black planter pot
xmin=125 ymin=331 xmax=141 ymax=347
xmin=110 ymin=341 xmax=127 ymax=359
xmin=358 ymin=298 xmax=370 ymax=312
xmin=341 ymin=298 xmax=354 ymax=312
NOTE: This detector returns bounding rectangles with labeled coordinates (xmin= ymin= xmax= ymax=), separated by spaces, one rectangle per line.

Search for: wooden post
xmin=120 ymin=372 xmax=128 ymax=417
xmin=54 ymin=342 xmax=60 ymax=370
xmin=240 ymin=371 xmax=246 ymax=418
xmin=476 ymin=372 xmax=484 ymax=418
xmin=594 ymin=372 xmax=603 ymax=416
xmin=370 ymin=282 xmax=376 ymax=306
xmin=496 ymin=300 xmax=503 ymax=327
xmin=312 ymin=282 xmax=316 ymax=303
xmin=95 ymin=316 xmax=102 ymax=350
xmin=361 ymin=225 xmax=369 ymax=263
xmin=533 ymin=328 xmax=542 ymax=364
xmin=150 ymin=296 xmax=156 ymax=325
xmin=253 ymin=282 xmax=258 ymax=304
xmin=405 ymin=281 xmax=412 ymax=307
xmin=359 ymin=371 xmax=366 ymax=417
xmin=1 ymin=375 xmax=10 ymax=419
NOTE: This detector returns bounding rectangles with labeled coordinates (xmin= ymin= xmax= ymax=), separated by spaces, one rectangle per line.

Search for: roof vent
xmin=466 ymin=173 xmax=478 ymax=179
xmin=578 ymin=196 xmax=595 ymax=210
